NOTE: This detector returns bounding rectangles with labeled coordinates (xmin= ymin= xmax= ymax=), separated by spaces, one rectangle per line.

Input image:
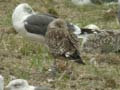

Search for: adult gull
xmin=12 ymin=3 xmax=99 ymax=43
xmin=12 ymin=3 xmax=55 ymax=43
xmin=6 ymin=79 xmax=52 ymax=90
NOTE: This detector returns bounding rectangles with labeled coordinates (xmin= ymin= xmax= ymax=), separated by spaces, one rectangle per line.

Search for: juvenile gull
xmin=6 ymin=79 xmax=52 ymax=90
xmin=45 ymin=18 xmax=85 ymax=64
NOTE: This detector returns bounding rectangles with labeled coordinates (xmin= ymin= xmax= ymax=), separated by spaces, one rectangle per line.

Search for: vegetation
xmin=0 ymin=0 xmax=120 ymax=89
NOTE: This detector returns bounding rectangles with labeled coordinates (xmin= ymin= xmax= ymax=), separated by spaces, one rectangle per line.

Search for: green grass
xmin=0 ymin=0 xmax=120 ymax=89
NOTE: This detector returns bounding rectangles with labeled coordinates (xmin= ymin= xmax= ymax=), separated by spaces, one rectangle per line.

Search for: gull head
xmin=12 ymin=3 xmax=34 ymax=22
xmin=48 ymin=19 xmax=68 ymax=30
xmin=6 ymin=79 xmax=29 ymax=90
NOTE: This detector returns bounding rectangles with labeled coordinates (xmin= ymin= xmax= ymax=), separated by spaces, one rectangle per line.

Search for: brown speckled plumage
xmin=45 ymin=19 xmax=85 ymax=64
xmin=82 ymin=30 xmax=120 ymax=53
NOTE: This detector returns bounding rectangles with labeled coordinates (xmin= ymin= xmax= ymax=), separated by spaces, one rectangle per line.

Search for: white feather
xmin=84 ymin=24 xmax=100 ymax=30
xmin=73 ymin=24 xmax=81 ymax=35
xmin=71 ymin=0 xmax=92 ymax=5
xmin=12 ymin=3 xmax=45 ymax=43
xmin=12 ymin=3 xmax=34 ymax=35
xmin=0 ymin=75 xmax=4 ymax=90
xmin=6 ymin=79 xmax=34 ymax=90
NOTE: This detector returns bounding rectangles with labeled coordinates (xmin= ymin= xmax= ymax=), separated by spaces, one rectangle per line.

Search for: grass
xmin=0 ymin=0 xmax=120 ymax=89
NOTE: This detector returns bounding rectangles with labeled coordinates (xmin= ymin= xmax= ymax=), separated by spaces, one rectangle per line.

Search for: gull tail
xmin=70 ymin=50 xmax=85 ymax=65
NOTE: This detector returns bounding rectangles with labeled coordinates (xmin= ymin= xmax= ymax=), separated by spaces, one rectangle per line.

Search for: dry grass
xmin=0 ymin=0 xmax=120 ymax=90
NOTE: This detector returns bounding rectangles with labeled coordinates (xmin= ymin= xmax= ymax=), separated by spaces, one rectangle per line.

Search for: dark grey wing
xmin=24 ymin=14 xmax=56 ymax=36
xmin=34 ymin=86 xmax=52 ymax=90
xmin=68 ymin=29 xmax=85 ymax=64
xmin=42 ymin=13 xmax=58 ymax=18
xmin=67 ymin=22 xmax=76 ymax=32
xmin=80 ymin=28 xmax=101 ymax=34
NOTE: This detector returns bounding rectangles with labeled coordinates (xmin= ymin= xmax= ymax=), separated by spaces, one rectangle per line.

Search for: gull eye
xmin=24 ymin=7 xmax=32 ymax=13
xmin=13 ymin=83 xmax=21 ymax=88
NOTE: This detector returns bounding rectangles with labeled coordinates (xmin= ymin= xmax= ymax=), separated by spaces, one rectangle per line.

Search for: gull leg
xmin=48 ymin=58 xmax=57 ymax=80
